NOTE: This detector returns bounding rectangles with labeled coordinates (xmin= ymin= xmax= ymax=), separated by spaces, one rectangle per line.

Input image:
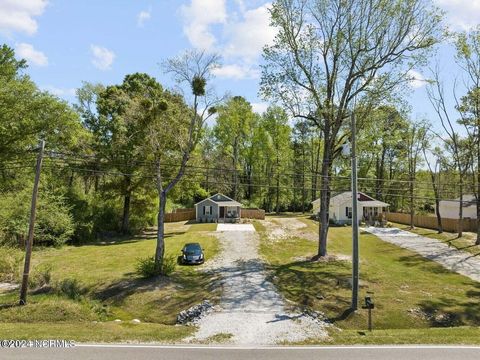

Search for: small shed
xmin=195 ymin=193 xmax=242 ymax=223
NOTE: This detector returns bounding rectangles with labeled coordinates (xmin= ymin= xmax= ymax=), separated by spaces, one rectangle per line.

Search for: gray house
xmin=195 ymin=193 xmax=242 ymax=223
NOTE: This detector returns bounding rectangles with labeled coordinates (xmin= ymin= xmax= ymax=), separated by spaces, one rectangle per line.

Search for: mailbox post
xmin=362 ymin=295 xmax=375 ymax=331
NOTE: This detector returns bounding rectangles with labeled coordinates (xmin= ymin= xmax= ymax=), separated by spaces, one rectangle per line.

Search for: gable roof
xmin=312 ymin=191 xmax=389 ymax=207
xmin=195 ymin=193 xmax=242 ymax=207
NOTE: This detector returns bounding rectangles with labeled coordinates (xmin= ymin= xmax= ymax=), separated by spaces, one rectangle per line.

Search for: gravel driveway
xmin=364 ymin=226 xmax=480 ymax=282
xmin=188 ymin=229 xmax=329 ymax=345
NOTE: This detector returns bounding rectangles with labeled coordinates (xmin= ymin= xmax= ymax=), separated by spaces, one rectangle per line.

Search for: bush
xmin=28 ymin=264 xmax=52 ymax=289
xmin=136 ymin=255 xmax=176 ymax=278
xmin=57 ymin=278 xmax=85 ymax=300
xmin=0 ymin=188 xmax=74 ymax=247
xmin=0 ymin=247 xmax=23 ymax=282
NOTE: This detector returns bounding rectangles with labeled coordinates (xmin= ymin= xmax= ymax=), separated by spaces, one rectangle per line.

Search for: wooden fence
xmin=386 ymin=212 xmax=477 ymax=232
xmin=164 ymin=207 xmax=266 ymax=222
xmin=241 ymin=208 xmax=265 ymax=220
xmin=164 ymin=208 xmax=195 ymax=223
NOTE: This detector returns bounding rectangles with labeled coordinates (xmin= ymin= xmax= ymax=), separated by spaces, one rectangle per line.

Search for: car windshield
xmin=184 ymin=244 xmax=202 ymax=255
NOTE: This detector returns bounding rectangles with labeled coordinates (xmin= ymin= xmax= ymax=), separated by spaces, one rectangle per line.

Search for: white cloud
xmin=15 ymin=42 xmax=48 ymax=66
xmin=434 ymin=0 xmax=480 ymax=30
xmin=407 ymin=69 xmax=427 ymax=89
xmin=90 ymin=45 xmax=115 ymax=70
xmin=0 ymin=0 xmax=48 ymax=35
xmin=180 ymin=2 xmax=275 ymax=80
xmin=181 ymin=0 xmax=227 ymax=50
xmin=137 ymin=9 xmax=151 ymax=27
xmin=41 ymin=85 xmax=76 ymax=97
xmin=224 ymin=3 xmax=276 ymax=62
xmin=212 ymin=64 xmax=259 ymax=79
xmin=251 ymin=102 xmax=269 ymax=114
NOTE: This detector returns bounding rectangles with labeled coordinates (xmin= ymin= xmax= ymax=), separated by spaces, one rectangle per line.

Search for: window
xmin=204 ymin=206 xmax=212 ymax=215
xmin=346 ymin=207 xmax=352 ymax=219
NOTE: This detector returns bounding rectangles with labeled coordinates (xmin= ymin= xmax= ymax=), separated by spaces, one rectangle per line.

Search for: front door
xmin=220 ymin=206 xmax=225 ymax=218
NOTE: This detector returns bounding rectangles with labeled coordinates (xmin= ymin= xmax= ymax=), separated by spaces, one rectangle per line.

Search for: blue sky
xmin=0 ymin=0 xmax=479 ymax=128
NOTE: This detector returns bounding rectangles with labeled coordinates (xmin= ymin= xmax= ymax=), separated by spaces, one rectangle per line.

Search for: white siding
xmin=438 ymin=201 xmax=477 ymax=219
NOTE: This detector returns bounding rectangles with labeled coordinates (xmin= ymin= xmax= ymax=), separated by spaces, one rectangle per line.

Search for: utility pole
xmin=351 ymin=113 xmax=359 ymax=311
xmin=19 ymin=139 xmax=45 ymax=306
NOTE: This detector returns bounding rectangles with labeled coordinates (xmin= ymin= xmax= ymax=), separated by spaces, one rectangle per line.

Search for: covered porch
xmin=218 ymin=205 xmax=241 ymax=223
xmin=362 ymin=201 xmax=389 ymax=226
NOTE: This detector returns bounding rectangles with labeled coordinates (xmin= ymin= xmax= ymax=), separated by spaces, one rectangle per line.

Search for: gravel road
xmin=364 ymin=226 xmax=480 ymax=282
xmin=187 ymin=229 xmax=329 ymax=345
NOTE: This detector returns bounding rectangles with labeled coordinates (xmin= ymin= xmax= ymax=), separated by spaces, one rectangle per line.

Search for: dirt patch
xmin=261 ymin=217 xmax=317 ymax=242
xmin=0 ymin=283 xmax=19 ymax=293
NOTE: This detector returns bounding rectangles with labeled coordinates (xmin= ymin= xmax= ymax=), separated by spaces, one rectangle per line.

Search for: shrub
xmin=0 ymin=247 xmax=23 ymax=282
xmin=28 ymin=264 xmax=52 ymax=289
xmin=0 ymin=188 xmax=74 ymax=247
xmin=57 ymin=278 xmax=85 ymax=300
xmin=136 ymin=255 xmax=176 ymax=278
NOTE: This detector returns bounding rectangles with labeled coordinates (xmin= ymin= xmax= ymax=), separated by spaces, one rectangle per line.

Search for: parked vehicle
xmin=180 ymin=243 xmax=204 ymax=265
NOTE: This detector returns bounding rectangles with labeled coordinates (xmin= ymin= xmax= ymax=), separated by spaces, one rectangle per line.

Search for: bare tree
xmin=427 ymin=69 xmax=468 ymax=237
xmin=261 ymin=0 xmax=442 ymax=257
xmin=405 ymin=120 xmax=428 ymax=229
xmin=455 ymin=28 xmax=480 ymax=244
xmin=150 ymin=50 xmax=220 ymax=273
xmin=422 ymin=142 xmax=443 ymax=233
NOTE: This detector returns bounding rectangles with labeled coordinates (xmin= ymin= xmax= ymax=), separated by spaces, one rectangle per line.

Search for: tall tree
xmin=96 ymin=73 xmax=162 ymax=233
xmin=422 ymin=144 xmax=444 ymax=233
xmin=151 ymin=50 xmax=219 ymax=274
xmin=261 ymin=106 xmax=292 ymax=213
xmin=427 ymin=69 xmax=469 ymax=237
xmin=214 ymin=96 xmax=256 ymax=200
xmin=261 ymin=0 xmax=441 ymax=257
xmin=455 ymin=27 xmax=480 ymax=244
xmin=405 ymin=120 xmax=427 ymax=228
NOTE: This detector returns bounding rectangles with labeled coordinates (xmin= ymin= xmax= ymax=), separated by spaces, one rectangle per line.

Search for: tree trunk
xmin=155 ymin=190 xmax=167 ymax=273
xmin=409 ymin=172 xmax=414 ymax=229
xmin=121 ymin=176 xmax=131 ymax=234
xmin=276 ymin=152 xmax=280 ymax=214
xmin=232 ymin=138 xmax=239 ymax=200
xmin=302 ymin=144 xmax=306 ymax=214
xmin=458 ymin=183 xmax=463 ymax=237
xmin=317 ymin=140 xmax=331 ymax=258
xmin=476 ymin=140 xmax=480 ymax=245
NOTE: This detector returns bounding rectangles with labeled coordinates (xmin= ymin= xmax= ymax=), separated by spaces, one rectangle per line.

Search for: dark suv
xmin=180 ymin=243 xmax=204 ymax=265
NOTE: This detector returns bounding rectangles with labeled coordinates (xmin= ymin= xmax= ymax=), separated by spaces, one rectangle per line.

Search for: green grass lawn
xmin=390 ymin=221 xmax=480 ymax=257
xmin=0 ymin=221 xmax=219 ymax=342
xmin=259 ymin=218 xmax=480 ymax=336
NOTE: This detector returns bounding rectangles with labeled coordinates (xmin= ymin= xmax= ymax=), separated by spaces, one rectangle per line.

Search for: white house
xmin=436 ymin=195 xmax=477 ymax=219
xmin=312 ymin=191 xmax=389 ymax=225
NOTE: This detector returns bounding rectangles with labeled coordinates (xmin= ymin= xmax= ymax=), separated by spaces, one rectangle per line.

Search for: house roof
xmin=311 ymin=191 xmax=389 ymax=207
xmin=195 ymin=193 xmax=242 ymax=207
xmin=440 ymin=194 xmax=477 ymax=208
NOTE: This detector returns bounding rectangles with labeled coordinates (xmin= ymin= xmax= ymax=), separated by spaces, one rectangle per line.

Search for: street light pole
xmin=351 ymin=112 xmax=359 ymax=311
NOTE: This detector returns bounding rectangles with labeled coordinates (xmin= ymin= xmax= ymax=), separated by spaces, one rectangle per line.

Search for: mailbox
xmin=364 ymin=296 xmax=374 ymax=309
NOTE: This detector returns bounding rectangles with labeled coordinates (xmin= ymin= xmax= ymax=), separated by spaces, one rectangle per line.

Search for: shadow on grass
xmin=414 ymin=283 xmax=480 ymax=327
xmin=93 ymin=270 xmax=221 ymax=316
xmin=265 ymin=258 xmax=360 ymax=322
xmin=396 ymin=254 xmax=454 ymax=275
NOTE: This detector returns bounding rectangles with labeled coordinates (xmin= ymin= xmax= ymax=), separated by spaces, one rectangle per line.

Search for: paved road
xmin=364 ymin=226 xmax=480 ymax=282
xmin=2 ymin=345 xmax=480 ymax=360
